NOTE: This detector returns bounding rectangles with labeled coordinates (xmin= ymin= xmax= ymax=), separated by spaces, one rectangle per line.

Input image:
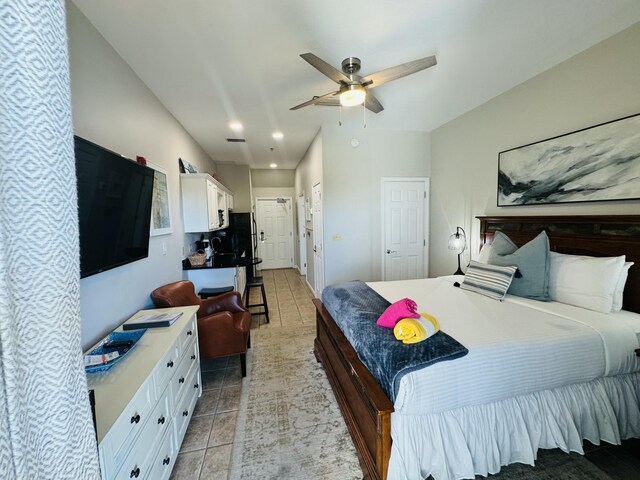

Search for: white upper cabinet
xmin=180 ymin=174 xmax=233 ymax=233
xmin=226 ymin=192 xmax=233 ymax=212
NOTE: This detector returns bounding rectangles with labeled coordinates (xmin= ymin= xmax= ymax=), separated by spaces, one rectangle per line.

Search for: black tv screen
xmin=74 ymin=136 xmax=154 ymax=278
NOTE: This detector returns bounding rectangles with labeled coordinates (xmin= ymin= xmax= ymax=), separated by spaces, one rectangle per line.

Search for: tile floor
xmin=169 ymin=268 xmax=315 ymax=480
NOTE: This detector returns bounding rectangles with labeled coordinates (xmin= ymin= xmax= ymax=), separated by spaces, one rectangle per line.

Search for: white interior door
xmin=312 ymin=183 xmax=324 ymax=296
xmin=382 ymin=178 xmax=429 ymax=281
xmin=256 ymin=198 xmax=293 ymax=270
xmin=297 ymin=196 xmax=307 ymax=275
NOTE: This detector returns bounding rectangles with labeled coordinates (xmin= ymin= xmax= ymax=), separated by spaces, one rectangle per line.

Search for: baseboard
xmin=306 ymin=278 xmax=316 ymax=297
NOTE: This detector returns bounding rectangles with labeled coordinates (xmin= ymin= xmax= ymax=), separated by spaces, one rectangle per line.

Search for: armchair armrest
xmin=199 ymin=291 xmax=247 ymax=317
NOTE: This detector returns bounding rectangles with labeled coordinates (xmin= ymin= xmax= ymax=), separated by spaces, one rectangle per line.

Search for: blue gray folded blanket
xmin=322 ymin=280 xmax=468 ymax=402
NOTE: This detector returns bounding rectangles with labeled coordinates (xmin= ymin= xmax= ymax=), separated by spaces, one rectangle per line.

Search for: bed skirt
xmin=388 ymin=372 xmax=640 ymax=480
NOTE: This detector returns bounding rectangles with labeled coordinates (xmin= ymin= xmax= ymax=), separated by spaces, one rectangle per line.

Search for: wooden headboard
xmin=477 ymin=215 xmax=640 ymax=314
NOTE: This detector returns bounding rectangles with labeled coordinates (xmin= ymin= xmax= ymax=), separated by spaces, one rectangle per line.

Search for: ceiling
xmin=71 ymin=0 xmax=640 ymax=170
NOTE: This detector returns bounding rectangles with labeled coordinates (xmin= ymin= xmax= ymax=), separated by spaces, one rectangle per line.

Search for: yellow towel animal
xmin=394 ymin=313 xmax=440 ymax=344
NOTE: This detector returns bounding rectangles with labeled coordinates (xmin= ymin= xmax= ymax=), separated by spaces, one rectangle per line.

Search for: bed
xmin=313 ymin=214 xmax=640 ymax=480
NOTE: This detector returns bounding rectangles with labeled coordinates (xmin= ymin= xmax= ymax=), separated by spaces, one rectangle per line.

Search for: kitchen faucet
xmin=211 ymin=236 xmax=222 ymax=253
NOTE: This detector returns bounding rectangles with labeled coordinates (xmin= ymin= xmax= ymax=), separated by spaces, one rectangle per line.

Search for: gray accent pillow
xmin=487 ymin=230 xmax=550 ymax=301
xmin=460 ymin=261 xmax=517 ymax=301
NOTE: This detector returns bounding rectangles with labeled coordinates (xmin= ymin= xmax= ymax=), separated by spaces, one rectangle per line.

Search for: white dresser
xmin=86 ymin=306 xmax=202 ymax=480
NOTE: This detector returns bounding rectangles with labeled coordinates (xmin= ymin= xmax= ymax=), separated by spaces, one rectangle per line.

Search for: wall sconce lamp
xmin=448 ymin=226 xmax=467 ymax=275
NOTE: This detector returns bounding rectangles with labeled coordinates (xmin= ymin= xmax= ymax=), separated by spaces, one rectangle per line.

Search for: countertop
xmin=183 ymin=252 xmax=262 ymax=270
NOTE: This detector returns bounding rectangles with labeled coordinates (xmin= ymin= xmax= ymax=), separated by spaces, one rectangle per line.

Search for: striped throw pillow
xmin=460 ymin=261 xmax=517 ymax=301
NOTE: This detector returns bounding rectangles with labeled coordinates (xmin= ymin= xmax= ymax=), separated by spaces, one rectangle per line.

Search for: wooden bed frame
xmin=313 ymin=215 xmax=640 ymax=480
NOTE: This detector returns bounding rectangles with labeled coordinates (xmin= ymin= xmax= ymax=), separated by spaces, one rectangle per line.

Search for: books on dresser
xmin=122 ymin=312 xmax=183 ymax=330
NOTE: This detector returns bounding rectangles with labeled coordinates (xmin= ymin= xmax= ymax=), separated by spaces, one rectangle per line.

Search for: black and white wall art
xmin=498 ymin=113 xmax=640 ymax=206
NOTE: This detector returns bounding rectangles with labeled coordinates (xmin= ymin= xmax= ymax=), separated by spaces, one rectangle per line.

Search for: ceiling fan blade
xmin=314 ymin=97 xmax=341 ymax=107
xmin=290 ymin=91 xmax=339 ymax=110
xmin=361 ymin=55 xmax=437 ymax=89
xmin=300 ymin=53 xmax=351 ymax=84
xmin=364 ymin=91 xmax=384 ymax=113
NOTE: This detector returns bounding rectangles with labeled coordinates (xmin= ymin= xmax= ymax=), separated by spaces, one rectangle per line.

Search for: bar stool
xmin=245 ymin=276 xmax=269 ymax=323
xmin=198 ymin=285 xmax=234 ymax=299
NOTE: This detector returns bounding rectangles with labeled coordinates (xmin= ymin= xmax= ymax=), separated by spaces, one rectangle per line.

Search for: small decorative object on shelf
xmin=135 ymin=155 xmax=147 ymax=166
xmin=179 ymin=158 xmax=198 ymax=174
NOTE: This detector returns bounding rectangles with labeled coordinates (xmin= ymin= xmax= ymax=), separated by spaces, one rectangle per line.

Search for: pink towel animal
xmin=377 ymin=298 xmax=420 ymax=328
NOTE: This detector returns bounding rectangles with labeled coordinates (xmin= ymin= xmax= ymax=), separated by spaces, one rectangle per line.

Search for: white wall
xmin=294 ymin=130 xmax=323 ymax=292
xmin=253 ymin=187 xmax=296 ymax=199
xmin=322 ymin=125 xmax=431 ymax=286
xmin=68 ymin=2 xmax=218 ymax=349
xmin=251 ymin=169 xmax=295 ymax=187
xmin=216 ymin=164 xmax=251 ymax=212
xmin=430 ymin=23 xmax=640 ymax=278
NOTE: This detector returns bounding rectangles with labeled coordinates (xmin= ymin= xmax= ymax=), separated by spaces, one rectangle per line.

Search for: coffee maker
xmin=195 ymin=235 xmax=214 ymax=260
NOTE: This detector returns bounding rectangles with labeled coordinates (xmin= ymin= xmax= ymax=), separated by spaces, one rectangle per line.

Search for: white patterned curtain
xmin=0 ymin=1 xmax=101 ymax=478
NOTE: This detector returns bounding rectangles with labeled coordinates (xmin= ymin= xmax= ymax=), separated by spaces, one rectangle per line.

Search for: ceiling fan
xmin=290 ymin=53 xmax=437 ymax=114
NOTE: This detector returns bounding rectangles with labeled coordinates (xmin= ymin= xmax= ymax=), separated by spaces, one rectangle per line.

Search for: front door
xmin=382 ymin=178 xmax=429 ymax=280
xmin=256 ymin=198 xmax=293 ymax=270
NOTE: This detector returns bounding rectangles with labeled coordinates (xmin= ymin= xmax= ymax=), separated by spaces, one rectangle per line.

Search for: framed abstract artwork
xmin=148 ymin=162 xmax=173 ymax=236
xmin=497 ymin=112 xmax=640 ymax=206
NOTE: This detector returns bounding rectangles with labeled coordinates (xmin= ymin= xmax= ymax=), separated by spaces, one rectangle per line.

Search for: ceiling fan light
xmin=339 ymin=85 xmax=366 ymax=107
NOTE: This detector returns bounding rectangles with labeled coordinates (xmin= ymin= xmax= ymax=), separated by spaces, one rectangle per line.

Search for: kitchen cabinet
xmin=87 ymin=306 xmax=201 ymax=480
xmin=180 ymin=174 xmax=233 ymax=233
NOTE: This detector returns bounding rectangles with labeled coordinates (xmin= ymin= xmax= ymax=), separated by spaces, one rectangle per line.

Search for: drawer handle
xmin=182 ymin=410 xmax=189 ymax=417
xmin=187 ymin=330 xmax=193 ymax=336
xmin=178 ymin=377 xmax=185 ymax=384
xmin=162 ymin=456 xmax=171 ymax=466
xmin=157 ymin=416 xmax=165 ymax=425
xmin=194 ymin=383 xmax=199 ymax=389
xmin=167 ymin=360 xmax=174 ymax=368
xmin=130 ymin=467 xmax=140 ymax=478
xmin=130 ymin=414 xmax=140 ymax=424
xmin=191 ymin=354 xmax=196 ymax=360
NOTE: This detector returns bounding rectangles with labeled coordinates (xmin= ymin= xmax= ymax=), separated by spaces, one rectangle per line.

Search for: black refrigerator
xmin=214 ymin=212 xmax=257 ymax=277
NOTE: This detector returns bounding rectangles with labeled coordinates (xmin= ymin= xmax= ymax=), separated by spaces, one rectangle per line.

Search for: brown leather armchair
xmin=150 ymin=280 xmax=251 ymax=376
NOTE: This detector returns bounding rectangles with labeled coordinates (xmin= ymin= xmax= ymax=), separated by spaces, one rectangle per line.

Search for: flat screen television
xmin=74 ymin=136 xmax=154 ymax=278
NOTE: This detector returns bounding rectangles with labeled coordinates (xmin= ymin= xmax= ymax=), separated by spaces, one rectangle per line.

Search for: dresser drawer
xmin=114 ymin=388 xmax=171 ymax=480
xmin=102 ymin=378 xmax=156 ymax=476
xmin=178 ymin=316 xmax=197 ymax=353
xmin=174 ymin=366 xmax=200 ymax=447
xmin=147 ymin=421 xmax=176 ymax=480
xmin=170 ymin=339 xmax=197 ymax=410
xmin=154 ymin=340 xmax=180 ymax=399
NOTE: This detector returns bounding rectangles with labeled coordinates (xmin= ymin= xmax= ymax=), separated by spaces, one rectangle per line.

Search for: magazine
xmin=123 ymin=312 xmax=183 ymax=330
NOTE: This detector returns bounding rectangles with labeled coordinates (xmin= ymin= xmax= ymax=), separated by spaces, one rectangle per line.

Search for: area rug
xmin=229 ymin=325 xmax=613 ymax=480
xmin=472 ymin=449 xmax=612 ymax=480
xmin=228 ymin=325 xmax=362 ymax=480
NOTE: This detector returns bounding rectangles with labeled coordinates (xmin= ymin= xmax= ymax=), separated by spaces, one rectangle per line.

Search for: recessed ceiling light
xmin=229 ymin=122 xmax=243 ymax=131
xmin=270 ymin=163 xmax=277 ymax=168
xmin=272 ymin=131 xmax=284 ymax=140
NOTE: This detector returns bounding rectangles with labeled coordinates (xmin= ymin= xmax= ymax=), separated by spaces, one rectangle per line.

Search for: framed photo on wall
xmin=148 ymin=162 xmax=173 ymax=236
xmin=497 ymin=112 xmax=640 ymax=206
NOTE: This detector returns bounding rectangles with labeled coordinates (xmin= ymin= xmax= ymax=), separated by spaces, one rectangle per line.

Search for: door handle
xmin=260 ymin=231 xmax=265 ymax=242
xmin=386 ymin=250 xmax=397 ymax=254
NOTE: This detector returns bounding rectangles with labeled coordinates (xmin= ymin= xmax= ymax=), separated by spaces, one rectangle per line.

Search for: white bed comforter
xmin=367 ymin=276 xmax=640 ymax=480
xmin=368 ymin=276 xmax=640 ymax=415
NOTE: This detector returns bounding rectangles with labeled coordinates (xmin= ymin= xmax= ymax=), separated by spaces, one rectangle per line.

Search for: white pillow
xmin=548 ymin=252 xmax=625 ymax=313
xmin=477 ymin=244 xmax=493 ymax=264
xmin=612 ymin=262 xmax=634 ymax=311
